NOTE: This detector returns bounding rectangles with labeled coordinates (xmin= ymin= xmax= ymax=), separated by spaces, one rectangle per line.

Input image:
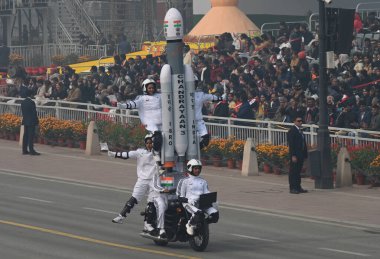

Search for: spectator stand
xmin=356 ymin=2 xmax=380 ymax=22
xmin=9 ymin=44 xmax=110 ymax=67
xmin=310 ymin=2 xmax=380 ymax=39
xmin=260 ymin=21 xmax=309 ymax=37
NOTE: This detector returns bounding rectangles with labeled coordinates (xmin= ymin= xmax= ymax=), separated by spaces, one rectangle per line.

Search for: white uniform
xmin=119 ymin=93 xmax=162 ymax=132
xmin=194 ymin=91 xmax=220 ymax=136
xmin=180 ymin=175 xmax=218 ymax=216
xmin=127 ymin=148 xmax=158 ymax=202
xmin=147 ymin=173 xmax=168 ymax=229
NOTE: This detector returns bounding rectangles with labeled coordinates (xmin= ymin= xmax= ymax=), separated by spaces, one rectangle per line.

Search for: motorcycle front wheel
xmin=189 ymin=224 xmax=209 ymax=252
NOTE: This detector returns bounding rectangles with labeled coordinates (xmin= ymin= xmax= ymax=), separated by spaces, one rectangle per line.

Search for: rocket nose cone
xmin=164 ymin=8 xmax=184 ymax=41
xmin=164 ymin=8 xmax=183 ymax=22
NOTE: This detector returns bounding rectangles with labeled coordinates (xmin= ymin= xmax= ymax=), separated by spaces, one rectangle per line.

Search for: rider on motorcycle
xmin=146 ymin=168 xmax=169 ymax=239
xmin=178 ymin=159 xmax=219 ymax=235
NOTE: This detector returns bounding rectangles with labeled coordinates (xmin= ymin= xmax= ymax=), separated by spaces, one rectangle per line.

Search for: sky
xmin=193 ymin=0 xmax=380 ymax=15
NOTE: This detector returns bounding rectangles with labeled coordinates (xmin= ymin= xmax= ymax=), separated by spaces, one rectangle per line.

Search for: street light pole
xmin=315 ymin=0 xmax=334 ymax=189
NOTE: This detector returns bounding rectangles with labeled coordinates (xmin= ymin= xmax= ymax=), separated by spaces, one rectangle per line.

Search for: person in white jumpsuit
xmin=117 ymin=78 xmax=162 ymax=161
xmin=147 ymin=169 xmax=169 ymax=239
xmin=179 ymin=159 xmax=219 ymax=235
xmin=194 ymin=86 xmax=222 ymax=149
xmin=117 ymin=78 xmax=162 ymax=132
xmin=108 ymin=134 xmax=158 ymax=233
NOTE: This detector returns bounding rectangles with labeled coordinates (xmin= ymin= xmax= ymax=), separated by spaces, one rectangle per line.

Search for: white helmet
xmin=142 ymin=78 xmax=156 ymax=93
xmin=187 ymin=159 xmax=202 ymax=175
xmin=144 ymin=133 xmax=153 ymax=143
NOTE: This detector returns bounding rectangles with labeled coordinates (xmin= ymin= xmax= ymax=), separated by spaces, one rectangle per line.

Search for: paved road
xmin=0 ymin=140 xmax=379 ymax=229
xmin=1 ymin=139 xmax=380 ymax=258
xmin=1 ymin=171 xmax=380 ymax=259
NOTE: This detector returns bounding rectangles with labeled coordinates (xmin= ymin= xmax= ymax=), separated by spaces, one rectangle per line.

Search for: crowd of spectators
xmin=5 ymin=54 xmax=160 ymax=109
xmin=3 ymin=17 xmax=380 ymax=136
xmin=186 ymin=22 xmax=380 ymax=134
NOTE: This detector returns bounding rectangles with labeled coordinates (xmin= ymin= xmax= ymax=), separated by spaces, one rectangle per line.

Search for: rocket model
xmin=161 ymin=8 xmax=198 ymax=168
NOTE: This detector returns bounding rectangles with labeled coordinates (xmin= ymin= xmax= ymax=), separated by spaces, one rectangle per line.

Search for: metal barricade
xmin=0 ymin=97 xmax=379 ymax=148
xmin=260 ymin=21 xmax=309 ymax=37
xmin=309 ymin=13 xmax=319 ymax=33
xmin=0 ymin=0 xmax=15 ymax=14
xmin=9 ymin=44 xmax=108 ymax=67
xmin=356 ymin=2 xmax=380 ymax=21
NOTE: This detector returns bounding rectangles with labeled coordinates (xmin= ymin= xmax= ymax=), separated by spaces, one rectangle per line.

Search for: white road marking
xmin=320 ymin=247 xmax=371 ymax=257
xmin=19 ymin=196 xmax=53 ymax=203
xmin=0 ymin=169 xmax=132 ymax=193
xmin=83 ymin=207 xmax=116 ymax=214
xmin=220 ymin=205 xmax=370 ymax=231
xmin=231 ymin=233 xmax=277 ymax=242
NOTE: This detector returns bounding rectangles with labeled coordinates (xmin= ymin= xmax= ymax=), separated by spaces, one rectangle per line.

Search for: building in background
xmin=0 ymin=0 xmax=193 ymax=47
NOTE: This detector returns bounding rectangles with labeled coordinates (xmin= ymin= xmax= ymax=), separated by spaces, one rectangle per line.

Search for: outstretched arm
xmin=117 ymin=95 xmax=143 ymax=110
xmin=108 ymin=150 xmax=129 ymax=159
xmin=117 ymin=100 xmax=137 ymax=109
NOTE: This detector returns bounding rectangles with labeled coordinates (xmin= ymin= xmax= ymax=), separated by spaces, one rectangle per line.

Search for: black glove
xmin=168 ymin=188 xmax=177 ymax=194
xmin=112 ymin=151 xmax=129 ymax=159
xmin=178 ymin=197 xmax=188 ymax=203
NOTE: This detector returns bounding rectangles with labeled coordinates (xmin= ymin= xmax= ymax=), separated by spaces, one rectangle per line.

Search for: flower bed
xmin=370 ymin=154 xmax=380 ymax=172
xmin=5 ymin=114 xmax=376 ymax=175
xmin=255 ymin=144 xmax=289 ymax=169
xmin=0 ymin=113 xmax=21 ymax=136
xmin=96 ymin=120 xmax=147 ymax=150
xmin=331 ymin=145 xmax=379 ymax=172
xmin=9 ymin=53 xmax=24 ymax=65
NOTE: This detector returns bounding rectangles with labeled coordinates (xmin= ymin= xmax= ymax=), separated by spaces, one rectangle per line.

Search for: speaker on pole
xmin=326 ymin=8 xmax=355 ymax=54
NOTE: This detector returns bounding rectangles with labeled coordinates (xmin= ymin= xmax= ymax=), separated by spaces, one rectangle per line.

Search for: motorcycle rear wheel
xmin=189 ymin=224 xmax=209 ymax=252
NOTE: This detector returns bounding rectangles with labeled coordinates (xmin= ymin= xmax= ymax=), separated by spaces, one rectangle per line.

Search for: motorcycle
xmin=140 ymin=194 xmax=216 ymax=252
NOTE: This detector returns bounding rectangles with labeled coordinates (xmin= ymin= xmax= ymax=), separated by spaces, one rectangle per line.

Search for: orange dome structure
xmin=187 ymin=0 xmax=260 ymax=37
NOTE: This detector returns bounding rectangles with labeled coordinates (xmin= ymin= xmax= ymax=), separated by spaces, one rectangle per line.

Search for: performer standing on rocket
xmin=194 ymin=76 xmax=223 ymax=149
xmin=117 ymin=78 xmax=162 ymax=162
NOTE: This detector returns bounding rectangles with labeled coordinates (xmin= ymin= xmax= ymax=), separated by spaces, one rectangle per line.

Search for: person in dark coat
xmin=21 ymin=89 xmax=40 ymax=155
xmin=0 ymin=41 xmax=10 ymax=71
xmin=287 ymin=115 xmax=308 ymax=194
xmin=233 ymin=91 xmax=255 ymax=126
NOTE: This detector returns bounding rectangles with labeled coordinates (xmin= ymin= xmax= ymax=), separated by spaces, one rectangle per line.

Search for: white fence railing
xmin=0 ymin=0 xmax=49 ymax=12
xmin=309 ymin=2 xmax=380 ymax=34
xmin=9 ymin=44 xmax=108 ymax=67
xmin=0 ymin=0 xmax=14 ymax=13
xmin=356 ymin=2 xmax=380 ymax=21
xmin=1 ymin=97 xmax=379 ymax=148
xmin=260 ymin=21 xmax=309 ymax=37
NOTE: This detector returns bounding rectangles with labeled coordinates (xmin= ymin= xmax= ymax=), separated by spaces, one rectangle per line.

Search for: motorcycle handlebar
xmin=160 ymin=188 xmax=177 ymax=194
